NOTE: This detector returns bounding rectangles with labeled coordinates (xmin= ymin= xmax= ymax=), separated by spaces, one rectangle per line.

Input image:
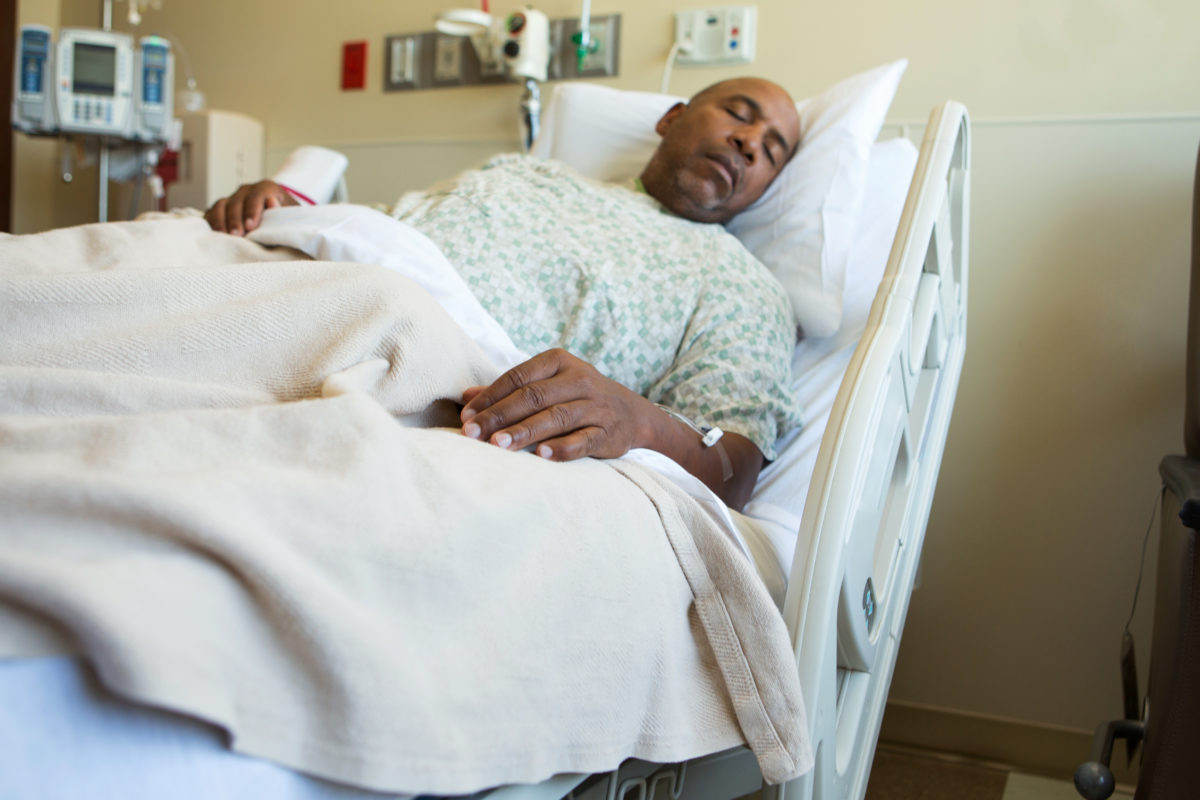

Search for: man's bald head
xmin=640 ymin=77 xmax=799 ymax=224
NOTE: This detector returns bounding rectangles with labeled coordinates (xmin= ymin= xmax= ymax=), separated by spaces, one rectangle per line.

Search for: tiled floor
xmin=865 ymin=748 xmax=1007 ymax=799
xmin=1002 ymin=773 xmax=1133 ymax=800
xmin=863 ymin=746 xmax=1136 ymax=800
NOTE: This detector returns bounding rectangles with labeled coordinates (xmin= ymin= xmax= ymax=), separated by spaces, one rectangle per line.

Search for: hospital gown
xmin=389 ymin=154 xmax=802 ymax=459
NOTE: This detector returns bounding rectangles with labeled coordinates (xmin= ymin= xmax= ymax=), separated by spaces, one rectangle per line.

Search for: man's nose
xmin=731 ymin=124 xmax=765 ymax=163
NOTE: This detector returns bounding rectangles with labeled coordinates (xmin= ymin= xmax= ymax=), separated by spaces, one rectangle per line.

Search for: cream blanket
xmin=0 ymin=215 xmax=811 ymax=792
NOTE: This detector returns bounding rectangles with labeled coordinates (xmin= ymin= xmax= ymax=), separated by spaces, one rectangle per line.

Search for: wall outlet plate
xmin=433 ymin=35 xmax=464 ymax=84
xmin=384 ymin=35 xmax=420 ymax=90
xmin=674 ymin=6 xmax=756 ymax=66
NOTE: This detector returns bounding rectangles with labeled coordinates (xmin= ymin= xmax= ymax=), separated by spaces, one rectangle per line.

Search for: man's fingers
xmin=478 ymin=400 xmax=591 ymax=452
xmin=461 ymin=350 xmax=566 ymax=420
xmin=536 ymin=426 xmax=608 ymax=461
xmin=462 ymin=378 xmax=575 ymax=441
xmin=205 ymin=182 xmax=298 ymax=235
xmin=242 ymin=190 xmax=273 ymax=233
xmin=460 ymin=386 xmax=486 ymax=406
xmin=205 ymin=198 xmax=228 ymax=232
xmin=225 ymin=193 xmax=247 ymax=236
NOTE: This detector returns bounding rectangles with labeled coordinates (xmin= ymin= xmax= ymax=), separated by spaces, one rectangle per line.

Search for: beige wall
xmin=886 ymin=116 xmax=1197 ymax=777
xmin=12 ymin=0 xmax=1200 ymax=777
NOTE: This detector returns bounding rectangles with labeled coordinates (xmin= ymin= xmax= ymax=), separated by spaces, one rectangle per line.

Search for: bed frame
xmin=487 ymin=100 xmax=972 ymax=800
xmin=0 ymin=102 xmax=969 ymax=800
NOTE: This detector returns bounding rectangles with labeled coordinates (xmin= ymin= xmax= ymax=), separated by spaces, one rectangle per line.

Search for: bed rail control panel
xmin=12 ymin=25 xmax=55 ymax=133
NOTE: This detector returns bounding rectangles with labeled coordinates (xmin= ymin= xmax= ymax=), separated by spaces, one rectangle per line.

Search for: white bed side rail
xmin=774 ymin=101 xmax=971 ymax=800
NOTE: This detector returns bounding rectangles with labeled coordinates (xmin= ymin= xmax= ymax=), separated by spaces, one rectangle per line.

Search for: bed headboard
xmin=776 ymin=101 xmax=971 ymax=800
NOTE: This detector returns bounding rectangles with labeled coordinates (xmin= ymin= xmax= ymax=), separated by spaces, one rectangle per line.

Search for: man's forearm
xmin=637 ymin=403 xmax=763 ymax=510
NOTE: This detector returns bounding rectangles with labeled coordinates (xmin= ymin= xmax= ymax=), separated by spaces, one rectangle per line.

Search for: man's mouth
xmin=707 ymin=153 xmax=740 ymax=192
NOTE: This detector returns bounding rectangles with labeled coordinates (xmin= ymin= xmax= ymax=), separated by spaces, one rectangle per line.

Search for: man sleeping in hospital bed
xmin=0 ymin=61 xmax=916 ymax=795
xmin=206 ymin=77 xmax=801 ymax=511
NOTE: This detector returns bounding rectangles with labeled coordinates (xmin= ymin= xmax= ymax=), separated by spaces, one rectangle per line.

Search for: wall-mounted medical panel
xmin=384 ymin=31 xmax=512 ymax=92
xmin=674 ymin=6 xmax=756 ymax=66
xmin=383 ymin=14 xmax=620 ymax=92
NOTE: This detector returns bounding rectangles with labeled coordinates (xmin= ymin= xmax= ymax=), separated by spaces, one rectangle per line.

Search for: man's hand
xmin=460 ymin=349 xmax=652 ymax=461
xmin=205 ymin=180 xmax=298 ymax=236
xmin=460 ymin=348 xmax=765 ymax=509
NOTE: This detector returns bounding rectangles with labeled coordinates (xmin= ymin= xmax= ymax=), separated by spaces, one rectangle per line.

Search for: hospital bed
xmin=0 ymin=64 xmax=970 ymax=800
xmin=490 ymin=87 xmax=973 ymax=800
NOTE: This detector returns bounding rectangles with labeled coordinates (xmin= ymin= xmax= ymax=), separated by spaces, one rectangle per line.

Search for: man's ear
xmin=655 ymin=103 xmax=687 ymax=136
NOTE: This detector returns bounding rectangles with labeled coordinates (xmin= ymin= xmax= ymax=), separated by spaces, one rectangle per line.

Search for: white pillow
xmin=529 ymin=60 xmax=907 ymax=339
xmin=746 ymin=136 xmax=920 ymax=573
xmin=530 ymin=85 xmax=676 ymax=183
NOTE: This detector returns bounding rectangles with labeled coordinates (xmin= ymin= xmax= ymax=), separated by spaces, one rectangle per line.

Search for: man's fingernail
xmin=461 ymin=407 xmax=477 ymax=421
xmin=464 ymin=422 xmax=481 ymax=439
xmin=538 ymin=445 xmax=552 ymax=459
xmin=493 ymin=432 xmax=512 ymax=449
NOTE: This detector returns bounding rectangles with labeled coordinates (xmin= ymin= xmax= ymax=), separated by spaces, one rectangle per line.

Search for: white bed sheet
xmin=741 ymin=137 xmax=920 ymax=590
xmin=0 ymin=657 xmax=387 ymax=800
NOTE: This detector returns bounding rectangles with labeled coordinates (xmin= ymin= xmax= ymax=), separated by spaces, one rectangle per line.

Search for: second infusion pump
xmin=13 ymin=24 xmax=174 ymax=143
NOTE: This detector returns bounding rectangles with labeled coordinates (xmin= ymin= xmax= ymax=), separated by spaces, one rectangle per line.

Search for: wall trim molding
xmin=887 ymin=111 xmax=1200 ymax=130
xmin=266 ymin=112 xmax=1200 ymax=153
xmin=878 ymin=699 xmax=1141 ymax=787
xmin=266 ymin=137 xmax=518 ymax=154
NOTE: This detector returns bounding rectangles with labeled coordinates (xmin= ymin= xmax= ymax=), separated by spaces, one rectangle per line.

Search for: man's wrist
xmin=277 ymin=182 xmax=314 ymax=206
xmin=653 ymin=403 xmax=724 ymax=448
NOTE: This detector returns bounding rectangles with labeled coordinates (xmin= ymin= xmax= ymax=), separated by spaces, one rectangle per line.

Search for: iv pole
xmin=96 ymin=0 xmax=113 ymax=222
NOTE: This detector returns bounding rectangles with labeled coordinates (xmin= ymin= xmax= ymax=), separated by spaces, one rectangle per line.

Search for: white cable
xmin=579 ymin=0 xmax=592 ymax=48
xmin=154 ymin=31 xmax=196 ymax=91
xmin=660 ymin=39 xmax=691 ymax=94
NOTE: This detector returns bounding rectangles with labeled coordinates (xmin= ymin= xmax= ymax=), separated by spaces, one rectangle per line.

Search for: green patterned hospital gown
xmin=389 ymin=154 xmax=802 ymax=460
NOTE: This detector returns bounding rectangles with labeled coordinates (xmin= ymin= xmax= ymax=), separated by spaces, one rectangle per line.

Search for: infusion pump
xmin=12 ymin=24 xmax=174 ymax=143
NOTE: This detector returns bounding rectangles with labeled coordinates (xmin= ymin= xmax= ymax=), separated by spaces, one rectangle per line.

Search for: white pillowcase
xmin=746 ymin=136 xmax=920 ymax=575
xmin=530 ymin=85 xmax=677 ymax=183
xmin=529 ymin=60 xmax=907 ymax=339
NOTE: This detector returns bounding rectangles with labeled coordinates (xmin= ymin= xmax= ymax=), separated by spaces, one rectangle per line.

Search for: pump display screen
xmin=72 ymin=42 xmax=117 ymax=96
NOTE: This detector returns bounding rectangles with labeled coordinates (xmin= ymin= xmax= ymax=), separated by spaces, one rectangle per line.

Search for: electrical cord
xmin=660 ymin=39 xmax=692 ymax=94
xmin=1123 ymin=486 xmax=1163 ymax=637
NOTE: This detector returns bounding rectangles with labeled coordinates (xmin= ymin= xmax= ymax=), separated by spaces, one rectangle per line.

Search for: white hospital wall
xmin=19 ymin=0 xmax=1200 ymax=780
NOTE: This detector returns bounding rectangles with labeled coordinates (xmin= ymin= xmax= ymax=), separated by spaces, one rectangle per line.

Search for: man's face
xmin=641 ymin=78 xmax=800 ymax=224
